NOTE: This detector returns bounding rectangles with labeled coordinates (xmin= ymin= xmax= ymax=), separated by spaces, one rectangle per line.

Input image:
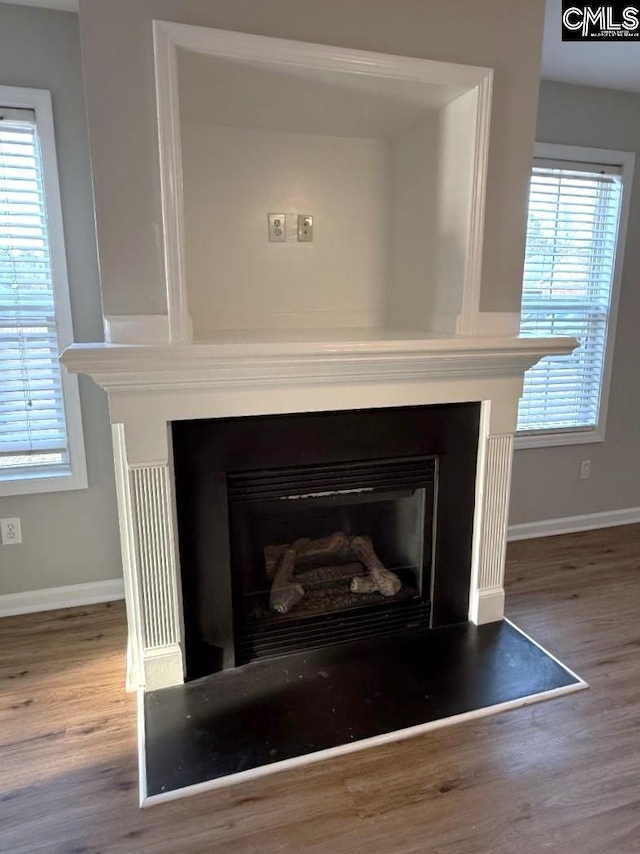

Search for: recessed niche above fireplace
xmin=161 ymin=25 xmax=493 ymax=341
xmin=172 ymin=403 xmax=480 ymax=679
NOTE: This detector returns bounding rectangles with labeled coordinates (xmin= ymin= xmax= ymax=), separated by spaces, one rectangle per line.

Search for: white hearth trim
xmin=503 ymin=618 xmax=585 ymax=682
xmin=0 ymin=579 xmax=124 ymax=618
xmin=139 ymin=619 xmax=587 ymax=805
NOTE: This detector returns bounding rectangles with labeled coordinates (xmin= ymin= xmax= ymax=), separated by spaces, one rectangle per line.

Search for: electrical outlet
xmin=579 ymin=459 xmax=591 ymax=480
xmin=297 ymin=215 xmax=313 ymax=242
xmin=1 ymin=517 xmax=22 ymax=545
xmin=268 ymin=213 xmax=286 ymax=242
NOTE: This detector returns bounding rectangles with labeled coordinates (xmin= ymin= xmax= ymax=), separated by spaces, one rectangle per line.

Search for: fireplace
xmin=229 ymin=455 xmax=435 ymax=663
xmin=56 ymin=18 xmax=585 ymax=802
xmin=173 ymin=403 xmax=480 ymax=678
xmin=59 ymin=25 xmax=577 ymax=697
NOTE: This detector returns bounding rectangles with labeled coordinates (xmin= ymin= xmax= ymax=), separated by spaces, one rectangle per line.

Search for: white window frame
xmin=515 ymin=142 xmax=634 ymax=451
xmin=0 ymin=85 xmax=87 ymax=496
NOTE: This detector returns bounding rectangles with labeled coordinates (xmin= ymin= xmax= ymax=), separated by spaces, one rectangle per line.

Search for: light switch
xmin=297 ymin=215 xmax=313 ymax=242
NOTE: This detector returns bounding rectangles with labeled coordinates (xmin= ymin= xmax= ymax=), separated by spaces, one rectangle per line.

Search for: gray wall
xmin=0 ymin=4 xmax=121 ymax=595
xmin=510 ymin=81 xmax=640 ymax=525
xmin=78 ymin=0 xmax=546 ymax=316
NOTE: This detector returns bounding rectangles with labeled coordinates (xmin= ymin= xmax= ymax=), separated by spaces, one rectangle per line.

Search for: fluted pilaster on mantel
xmin=130 ymin=465 xmax=181 ymax=650
xmin=469 ymin=431 xmax=515 ymax=625
xmin=112 ymin=423 xmax=184 ymax=691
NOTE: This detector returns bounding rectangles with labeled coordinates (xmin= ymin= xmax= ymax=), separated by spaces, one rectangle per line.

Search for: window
xmin=516 ymin=143 xmax=634 ymax=449
xmin=0 ymin=86 xmax=86 ymax=495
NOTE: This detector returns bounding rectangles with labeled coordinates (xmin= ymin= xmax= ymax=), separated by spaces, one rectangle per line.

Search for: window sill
xmin=515 ymin=429 xmax=605 ymax=451
xmin=0 ymin=466 xmax=88 ymax=498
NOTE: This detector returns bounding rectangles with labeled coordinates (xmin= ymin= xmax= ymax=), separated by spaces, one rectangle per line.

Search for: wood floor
xmin=2 ymin=525 xmax=640 ymax=853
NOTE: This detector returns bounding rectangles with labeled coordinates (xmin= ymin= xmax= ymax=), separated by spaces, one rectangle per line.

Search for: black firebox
xmin=228 ymin=455 xmax=435 ymax=664
xmin=172 ymin=404 xmax=480 ymax=680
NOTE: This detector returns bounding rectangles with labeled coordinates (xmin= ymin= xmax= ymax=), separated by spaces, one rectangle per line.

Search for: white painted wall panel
xmin=182 ymin=123 xmax=390 ymax=332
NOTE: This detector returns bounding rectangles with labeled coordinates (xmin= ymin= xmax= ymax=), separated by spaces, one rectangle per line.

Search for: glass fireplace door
xmin=228 ymin=456 xmax=436 ymax=662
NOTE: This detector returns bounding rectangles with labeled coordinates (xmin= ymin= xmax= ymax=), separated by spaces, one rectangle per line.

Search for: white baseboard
xmin=508 ymin=507 xmax=640 ymax=542
xmin=0 ymin=578 xmax=125 ymax=618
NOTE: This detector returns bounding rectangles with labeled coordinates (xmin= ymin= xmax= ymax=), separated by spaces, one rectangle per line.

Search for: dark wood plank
xmin=2 ymin=524 xmax=640 ymax=852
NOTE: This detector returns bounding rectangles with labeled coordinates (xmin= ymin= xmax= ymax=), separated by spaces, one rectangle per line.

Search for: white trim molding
xmin=0 ymin=579 xmax=124 ymax=618
xmin=112 ymin=421 xmax=185 ymax=691
xmin=508 ymin=507 xmax=640 ymax=542
xmin=130 ymin=463 xmax=185 ymax=689
xmin=61 ymin=334 xmax=576 ymax=395
xmin=469 ymin=432 xmax=514 ymax=625
xmin=104 ymin=315 xmax=171 ymax=345
xmin=515 ymin=428 xmax=606 ymax=451
xmin=474 ymin=312 xmax=521 ymax=337
xmin=457 ymin=72 xmax=493 ymax=334
xmin=153 ymin=22 xmax=191 ymax=342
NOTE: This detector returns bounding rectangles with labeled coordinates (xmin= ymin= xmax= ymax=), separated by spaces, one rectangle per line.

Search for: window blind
xmin=517 ymin=161 xmax=623 ymax=434
xmin=0 ymin=109 xmax=68 ymax=472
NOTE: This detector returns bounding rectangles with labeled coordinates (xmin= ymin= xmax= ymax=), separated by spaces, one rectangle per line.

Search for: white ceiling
xmin=541 ymin=0 xmax=640 ymax=93
xmin=2 ymin=0 xmax=640 ymax=94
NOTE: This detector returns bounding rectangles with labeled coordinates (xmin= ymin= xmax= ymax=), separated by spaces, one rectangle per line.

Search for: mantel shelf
xmin=61 ymin=332 xmax=577 ymax=394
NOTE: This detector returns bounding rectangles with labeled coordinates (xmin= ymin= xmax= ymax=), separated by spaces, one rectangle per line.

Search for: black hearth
xmin=172 ymin=404 xmax=480 ymax=679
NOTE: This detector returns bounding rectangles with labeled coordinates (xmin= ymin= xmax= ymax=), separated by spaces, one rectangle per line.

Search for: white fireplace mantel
xmin=62 ymin=332 xmax=576 ymax=691
xmin=61 ymin=22 xmax=579 ymax=693
xmin=61 ymin=333 xmax=574 ymax=392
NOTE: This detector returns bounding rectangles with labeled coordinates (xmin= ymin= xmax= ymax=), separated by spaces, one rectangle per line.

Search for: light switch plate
xmin=297 ymin=215 xmax=313 ymax=242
